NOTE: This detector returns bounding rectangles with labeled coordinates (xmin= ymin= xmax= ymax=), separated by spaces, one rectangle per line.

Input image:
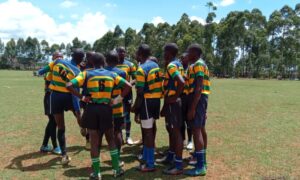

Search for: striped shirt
xmin=136 ymin=60 xmax=163 ymax=99
xmin=70 ymin=68 xmax=126 ymax=104
xmin=116 ymin=59 xmax=136 ymax=81
xmin=183 ymin=65 xmax=189 ymax=95
xmin=187 ymin=59 xmax=211 ymax=95
xmin=163 ymin=59 xmax=184 ymax=97
xmin=105 ymin=66 xmax=127 ymax=118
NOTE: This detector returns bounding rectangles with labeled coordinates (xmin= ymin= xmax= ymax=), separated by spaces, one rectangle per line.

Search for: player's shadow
xmin=5 ymin=145 xmax=85 ymax=172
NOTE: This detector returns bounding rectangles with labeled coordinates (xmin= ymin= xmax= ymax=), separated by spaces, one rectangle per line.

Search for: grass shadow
xmin=5 ymin=145 xmax=84 ymax=172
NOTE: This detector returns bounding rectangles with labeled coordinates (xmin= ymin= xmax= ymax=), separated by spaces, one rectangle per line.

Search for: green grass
xmin=0 ymin=70 xmax=299 ymax=180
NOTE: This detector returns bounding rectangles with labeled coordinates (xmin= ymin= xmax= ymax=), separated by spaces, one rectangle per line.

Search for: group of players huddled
xmin=37 ymin=43 xmax=210 ymax=179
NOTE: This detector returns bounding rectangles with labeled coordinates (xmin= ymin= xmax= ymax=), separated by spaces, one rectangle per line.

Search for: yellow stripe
xmin=87 ymin=81 xmax=114 ymax=88
xmin=144 ymin=92 xmax=162 ymax=99
xmin=90 ymin=92 xmax=112 ymax=99
xmin=49 ymin=85 xmax=69 ymax=93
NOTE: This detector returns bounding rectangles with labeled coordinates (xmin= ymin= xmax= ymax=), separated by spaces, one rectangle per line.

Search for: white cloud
xmin=151 ymin=16 xmax=165 ymax=26
xmin=191 ymin=5 xmax=199 ymax=9
xmin=70 ymin=14 xmax=79 ymax=19
xmin=59 ymin=14 xmax=65 ymax=19
xmin=190 ymin=16 xmax=206 ymax=25
xmin=104 ymin=3 xmax=117 ymax=8
xmin=0 ymin=0 xmax=110 ymax=44
xmin=220 ymin=0 xmax=235 ymax=7
xmin=60 ymin=0 xmax=77 ymax=8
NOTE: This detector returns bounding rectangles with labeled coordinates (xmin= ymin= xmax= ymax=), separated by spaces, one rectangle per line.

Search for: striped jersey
xmin=136 ymin=60 xmax=163 ymax=99
xmin=116 ymin=59 xmax=136 ymax=81
xmin=70 ymin=68 xmax=126 ymax=104
xmin=105 ymin=66 xmax=127 ymax=118
xmin=44 ymin=72 xmax=52 ymax=92
xmin=183 ymin=65 xmax=189 ymax=95
xmin=187 ymin=59 xmax=211 ymax=95
xmin=163 ymin=59 xmax=184 ymax=97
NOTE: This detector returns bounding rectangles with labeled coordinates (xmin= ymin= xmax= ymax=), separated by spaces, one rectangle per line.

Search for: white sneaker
xmin=187 ymin=141 xmax=194 ymax=150
xmin=61 ymin=155 xmax=71 ymax=165
xmin=126 ymin=137 xmax=134 ymax=145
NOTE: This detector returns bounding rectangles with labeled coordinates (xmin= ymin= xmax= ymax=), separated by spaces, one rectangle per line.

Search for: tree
xmin=72 ymin=37 xmax=83 ymax=49
xmin=3 ymin=39 xmax=17 ymax=67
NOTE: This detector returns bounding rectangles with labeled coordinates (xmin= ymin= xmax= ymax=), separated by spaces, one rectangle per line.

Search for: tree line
xmin=0 ymin=2 xmax=299 ymax=79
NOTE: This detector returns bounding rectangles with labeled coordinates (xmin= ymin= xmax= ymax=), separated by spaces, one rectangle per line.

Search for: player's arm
xmin=37 ymin=62 xmax=54 ymax=75
xmin=66 ymin=72 xmax=87 ymax=102
xmin=112 ymin=75 xmax=132 ymax=104
xmin=165 ymin=64 xmax=185 ymax=104
xmin=187 ymin=64 xmax=204 ymax=121
xmin=131 ymin=68 xmax=145 ymax=114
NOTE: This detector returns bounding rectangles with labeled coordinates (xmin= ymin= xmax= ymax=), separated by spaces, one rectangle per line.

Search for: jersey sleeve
xmin=114 ymin=74 xmax=126 ymax=89
xmin=167 ymin=63 xmax=180 ymax=79
xmin=38 ymin=61 xmax=55 ymax=75
xmin=193 ymin=62 xmax=205 ymax=78
xmin=135 ymin=67 xmax=145 ymax=88
xmin=130 ymin=63 xmax=137 ymax=79
xmin=70 ymin=71 xmax=86 ymax=87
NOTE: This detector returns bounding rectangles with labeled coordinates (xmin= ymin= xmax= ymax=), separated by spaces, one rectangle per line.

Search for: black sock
xmin=187 ymin=128 xmax=192 ymax=142
xmin=57 ymin=128 xmax=66 ymax=156
xmin=126 ymin=122 xmax=131 ymax=138
xmin=42 ymin=116 xmax=52 ymax=146
xmin=49 ymin=115 xmax=58 ymax=148
xmin=85 ymin=133 xmax=89 ymax=142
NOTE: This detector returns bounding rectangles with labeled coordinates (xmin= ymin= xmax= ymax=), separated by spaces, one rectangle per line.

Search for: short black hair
xmin=72 ymin=48 xmax=85 ymax=61
xmin=106 ymin=51 xmax=119 ymax=65
xmin=164 ymin=43 xmax=178 ymax=57
xmin=188 ymin=44 xmax=203 ymax=57
xmin=116 ymin=46 xmax=126 ymax=53
xmin=137 ymin=44 xmax=151 ymax=58
xmin=92 ymin=53 xmax=105 ymax=66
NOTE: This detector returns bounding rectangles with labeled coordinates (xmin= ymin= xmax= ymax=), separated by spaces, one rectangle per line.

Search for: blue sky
xmin=0 ymin=0 xmax=298 ymax=44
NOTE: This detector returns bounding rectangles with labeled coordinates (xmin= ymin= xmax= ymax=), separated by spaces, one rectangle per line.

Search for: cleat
xmin=126 ymin=137 xmax=134 ymax=145
xmin=61 ymin=155 xmax=71 ymax=165
xmin=188 ymin=157 xmax=197 ymax=166
xmin=156 ymin=155 xmax=173 ymax=165
xmin=113 ymin=168 xmax=124 ymax=178
xmin=119 ymin=161 xmax=125 ymax=167
xmin=184 ymin=167 xmax=206 ymax=176
xmin=136 ymin=164 xmax=156 ymax=172
xmin=40 ymin=145 xmax=52 ymax=153
xmin=85 ymin=141 xmax=91 ymax=150
xmin=89 ymin=172 xmax=101 ymax=180
xmin=186 ymin=141 xmax=194 ymax=151
xmin=52 ymin=147 xmax=62 ymax=155
xmin=163 ymin=166 xmax=183 ymax=175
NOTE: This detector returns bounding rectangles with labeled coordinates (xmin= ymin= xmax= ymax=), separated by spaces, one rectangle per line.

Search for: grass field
xmin=0 ymin=70 xmax=299 ymax=180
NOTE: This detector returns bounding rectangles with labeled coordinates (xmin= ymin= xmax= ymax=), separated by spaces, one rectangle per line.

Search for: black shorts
xmin=181 ymin=94 xmax=189 ymax=124
xmin=50 ymin=91 xmax=76 ymax=114
xmin=187 ymin=94 xmax=208 ymax=128
xmin=140 ymin=98 xmax=160 ymax=120
xmin=44 ymin=91 xmax=51 ymax=115
xmin=114 ymin=117 xmax=124 ymax=131
xmin=165 ymin=98 xmax=183 ymax=129
xmin=123 ymin=91 xmax=133 ymax=105
xmin=81 ymin=103 xmax=113 ymax=132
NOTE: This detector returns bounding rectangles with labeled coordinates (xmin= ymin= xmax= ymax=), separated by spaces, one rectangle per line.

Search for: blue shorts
xmin=187 ymin=94 xmax=208 ymax=128
xmin=50 ymin=91 xmax=80 ymax=114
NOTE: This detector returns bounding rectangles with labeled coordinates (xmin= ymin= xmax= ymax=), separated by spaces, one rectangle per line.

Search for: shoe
xmin=119 ymin=161 xmax=125 ymax=167
xmin=61 ymin=155 xmax=71 ymax=165
xmin=188 ymin=157 xmax=197 ymax=166
xmin=85 ymin=141 xmax=91 ymax=150
xmin=113 ymin=168 xmax=124 ymax=178
xmin=40 ymin=145 xmax=52 ymax=153
xmin=186 ymin=141 xmax=194 ymax=150
xmin=126 ymin=137 xmax=134 ymax=145
xmin=184 ymin=167 xmax=206 ymax=176
xmin=163 ymin=166 xmax=183 ymax=175
xmin=156 ymin=155 xmax=173 ymax=165
xmin=52 ymin=147 xmax=62 ymax=155
xmin=90 ymin=172 xmax=101 ymax=180
xmin=136 ymin=164 xmax=156 ymax=172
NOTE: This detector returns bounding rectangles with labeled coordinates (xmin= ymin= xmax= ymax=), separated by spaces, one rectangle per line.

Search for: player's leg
xmin=89 ymin=129 xmax=101 ymax=179
xmin=48 ymin=114 xmax=61 ymax=154
xmin=114 ymin=118 xmax=124 ymax=161
xmin=40 ymin=115 xmax=53 ymax=152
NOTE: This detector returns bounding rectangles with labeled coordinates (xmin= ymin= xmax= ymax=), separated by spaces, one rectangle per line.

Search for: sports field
xmin=0 ymin=70 xmax=299 ymax=180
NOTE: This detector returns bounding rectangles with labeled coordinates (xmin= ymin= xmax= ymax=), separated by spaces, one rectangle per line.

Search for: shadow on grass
xmin=5 ymin=145 xmax=84 ymax=172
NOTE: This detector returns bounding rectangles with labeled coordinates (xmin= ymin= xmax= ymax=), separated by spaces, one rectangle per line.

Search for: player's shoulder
xmin=124 ymin=59 xmax=134 ymax=66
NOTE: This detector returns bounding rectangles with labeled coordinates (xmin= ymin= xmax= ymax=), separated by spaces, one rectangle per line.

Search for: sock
xmin=57 ymin=129 xmax=66 ymax=156
xmin=166 ymin=151 xmax=175 ymax=162
xmin=126 ymin=124 xmax=131 ymax=139
xmin=204 ymin=149 xmax=207 ymax=166
xmin=110 ymin=149 xmax=119 ymax=171
xmin=175 ymin=156 xmax=183 ymax=170
xmin=147 ymin=147 xmax=155 ymax=168
xmin=86 ymin=133 xmax=90 ymax=142
xmin=42 ymin=117 xmax=52 ymax=146
xmin=49 ymin=115 xmax=57 ymax=148
xmin=142 ymin=146 xmax=147 ymax=161
xmin=195 ymin=150 xmax=205 ymax=169
xmin=91 ymin=157 xmax=100 ymax=175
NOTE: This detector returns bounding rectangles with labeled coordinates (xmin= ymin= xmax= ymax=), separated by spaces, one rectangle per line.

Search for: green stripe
xmin=90 ymin=77 xmax=114 ymax=82
xmin=92 ymin=98 xmax=111 ymax=104
xmin=112 ymin=103 xmax=123 ymax=108
xmin=147 ymin=78 xmax=163 ymax=85
xmin=87 ymin=87 xmax=113 ymax=92
xmin=203 ymin=86 xmax=210 ymax=91
xmin=151 ymin=88 xmax=162 ymax=93
xmin=113 ymin=113 xmax=123 ymax=118
xmin=51 ymin=81 xmax=65 ymax=87
xmin=136 ymin=71 xmax=144 ymax=76
xmin=136 ymin=82 xmax=145 ymax=87
xmin=116 ymin=78 xmax=126 ymax=89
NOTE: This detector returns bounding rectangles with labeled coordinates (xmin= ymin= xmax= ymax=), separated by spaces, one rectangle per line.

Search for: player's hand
xmin=134 ymin=114 xmax=140 ymax=124
xmin=187 ymin=109 xmax=196 ymax=121
xmin=82 ymin=96 xmax=92 ymax=103
xmin=112 ymin=95 xmax=123 ymax=105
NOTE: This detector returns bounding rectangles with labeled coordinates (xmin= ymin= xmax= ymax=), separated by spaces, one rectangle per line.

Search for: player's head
xmin=116 ymin=46 xmax=126 ymax=62
xmin=72 ymin=48 xmax=85 ymax=65
xmin=106 ymin=50 xmax=119 ymax=67
xmin=187 ymin=43 xmax=202 ymax=62
xmin=136 ymin=44 xmax=151 ymax=63
xmin=92 ymin=52 xmax=106 ymax=68
xmin=52 ymin=51 xmax=63 ymax=60
xmin=85 ymin=51 xmax=95 ymax=67
xmin=180 ymin=52 xmax=189 ymax=66
xmin=163 ymin=43 xmax=178 ymax=64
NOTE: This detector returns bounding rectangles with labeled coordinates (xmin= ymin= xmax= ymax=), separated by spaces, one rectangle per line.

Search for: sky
xmin=0 ymin=0 xmax=298 ymax=44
